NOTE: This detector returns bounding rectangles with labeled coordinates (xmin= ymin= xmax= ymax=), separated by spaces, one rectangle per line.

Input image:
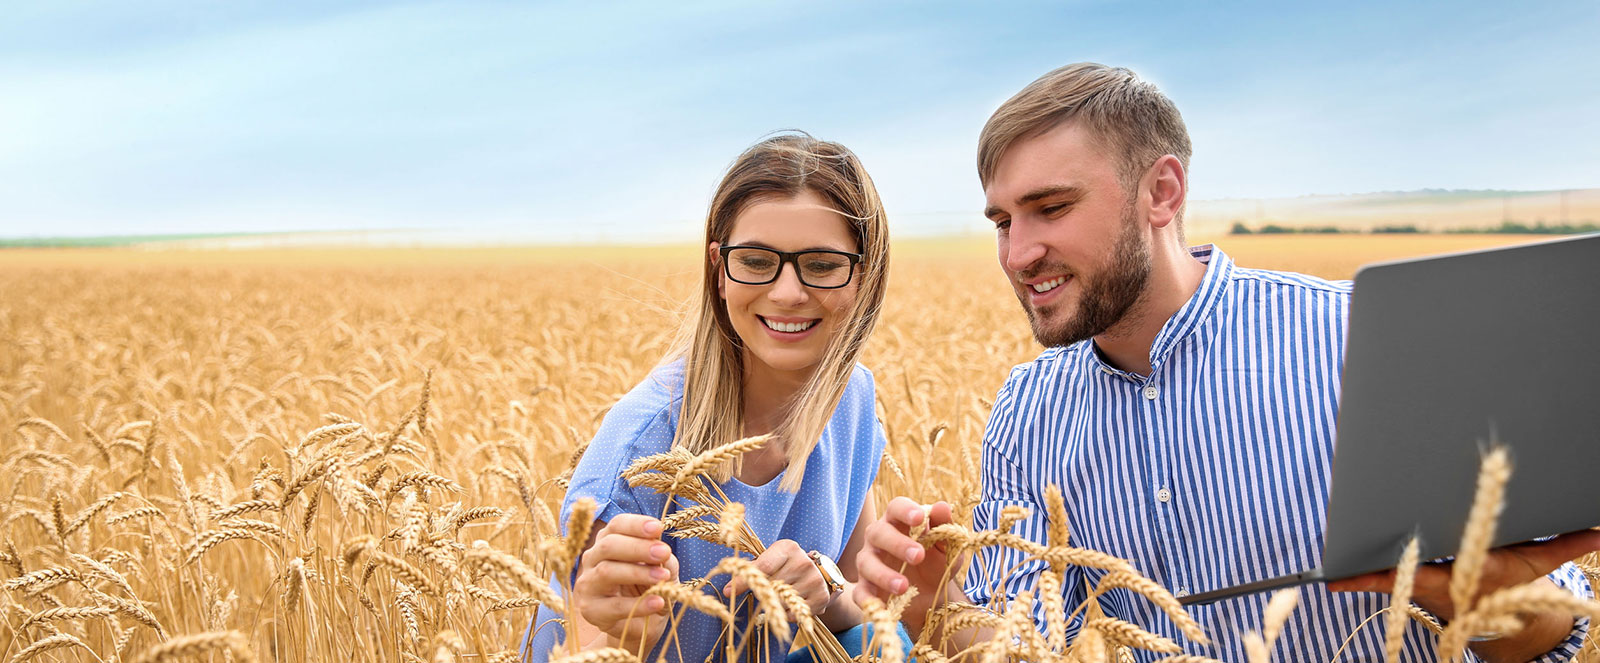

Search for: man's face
xmin=983 ymin=122 xmax=1152 ymax=347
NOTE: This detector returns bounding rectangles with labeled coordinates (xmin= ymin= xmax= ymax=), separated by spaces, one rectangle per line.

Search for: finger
xmin=583 ymin=594 xmax=670 ymax=624
xmin=752 ymin=545 xmax=793 ymax=577
xmin=865 ymin=516 xmax=922 ymax=566
xmin=724 ymin=577 xmax=745 ymax=598
xmin=602 ymin=514 xmax=666 ymax=540
xmin=884 ymin=497 xmax=927 ymax=529
xmin=777 ymin=552 xmax=821 ymax=585
xmin=927 ymin=501 xmax=956 ymax=527
xmin=588 ymin=559 xmax=674 ymax=589
xmin=772 ymin=553 xmax=824 ymax=603
xmin=587 ymin=531 xmax=673 ymax=566
xmin=778 ymin=556 xmax=829 ymax=611
xmin=855 ymin=544 xmax=909 ymax=595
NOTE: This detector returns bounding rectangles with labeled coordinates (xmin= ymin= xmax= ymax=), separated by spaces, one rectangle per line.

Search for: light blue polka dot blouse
xmin=523 ymin=358 xmax=888 ymax=663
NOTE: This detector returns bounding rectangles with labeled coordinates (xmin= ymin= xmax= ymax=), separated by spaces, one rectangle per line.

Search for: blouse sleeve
xmin=560 ymin=393 xmax=676 ymax=534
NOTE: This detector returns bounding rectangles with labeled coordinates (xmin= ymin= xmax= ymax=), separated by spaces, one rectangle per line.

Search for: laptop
xmin=1180 ymin=233 xmax=1600 ymax=606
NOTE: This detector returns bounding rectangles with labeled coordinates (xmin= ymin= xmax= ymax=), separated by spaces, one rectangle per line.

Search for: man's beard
xmin=1019 ymin=203 xmax=1152 ymax=348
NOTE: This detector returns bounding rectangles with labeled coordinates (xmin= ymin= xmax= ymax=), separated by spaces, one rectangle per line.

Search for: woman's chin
xmin=745 ymin=351 xmax=824 ymax=378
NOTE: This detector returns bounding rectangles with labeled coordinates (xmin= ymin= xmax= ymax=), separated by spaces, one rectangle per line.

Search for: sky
xmin=1 ymin=0 xmax=1597 ymax=242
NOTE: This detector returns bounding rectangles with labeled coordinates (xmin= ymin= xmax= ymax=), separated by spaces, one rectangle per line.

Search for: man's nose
xmin=767 ymin=263 xmax=810 ymax=305
xmin=1003 ymin=218 xmax=1047 ymax=274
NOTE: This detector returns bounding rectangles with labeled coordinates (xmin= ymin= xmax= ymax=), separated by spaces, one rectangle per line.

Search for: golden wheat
xmin=2 ymin=241 xmax=1592 ymax=663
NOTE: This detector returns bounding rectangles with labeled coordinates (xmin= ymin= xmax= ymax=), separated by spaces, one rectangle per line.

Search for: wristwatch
xmin=808 ymin=551 xmax=847 ymax=598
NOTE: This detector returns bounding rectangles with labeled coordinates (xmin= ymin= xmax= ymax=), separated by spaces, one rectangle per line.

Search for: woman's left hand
xmin=723 ymin=538 xmax=834 ymax=618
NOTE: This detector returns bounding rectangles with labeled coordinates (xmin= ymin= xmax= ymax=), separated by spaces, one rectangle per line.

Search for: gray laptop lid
xmin=1321 ymin=233 xmax=1600 ymax=579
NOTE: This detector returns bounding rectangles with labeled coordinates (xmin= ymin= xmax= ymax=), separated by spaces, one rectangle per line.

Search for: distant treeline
xmin=1229 ymin=221 xmax=1600 ymax=235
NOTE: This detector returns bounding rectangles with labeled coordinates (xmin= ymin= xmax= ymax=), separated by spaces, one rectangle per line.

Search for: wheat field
xmin=1 ymin=234 xmax=1594 ymax=663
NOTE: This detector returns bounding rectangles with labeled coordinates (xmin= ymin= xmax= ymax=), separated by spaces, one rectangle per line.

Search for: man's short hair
xmin=978 ymin=63 xmax=1192 ymax=194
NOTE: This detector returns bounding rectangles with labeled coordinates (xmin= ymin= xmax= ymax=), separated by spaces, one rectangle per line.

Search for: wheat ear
xmin=1383 ymin=537 xmax=1420 ymax=663
xmin=130 ymin=630 xmax=256 ymax=663
xmin=11 ymin=632 xmax=92 ymax=662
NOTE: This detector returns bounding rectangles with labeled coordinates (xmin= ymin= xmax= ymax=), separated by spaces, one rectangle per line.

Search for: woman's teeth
xmin=762 ymin=318 xmax=817 ymax=333
xmin=1032 ymin=276 xmax=1067 ymax=293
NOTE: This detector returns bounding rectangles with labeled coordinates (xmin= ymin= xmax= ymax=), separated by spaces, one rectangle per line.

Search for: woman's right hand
xmin=573 ymin=514 xmax=680 ymax=652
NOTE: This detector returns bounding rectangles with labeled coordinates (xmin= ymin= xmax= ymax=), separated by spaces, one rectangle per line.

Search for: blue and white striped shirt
xmin=964 ymin=245 xmax=1591 ymax=662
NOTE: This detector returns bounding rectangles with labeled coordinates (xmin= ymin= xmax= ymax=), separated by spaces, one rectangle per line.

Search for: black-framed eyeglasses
xmin=718 ymin=245 xmax=862 ymax=289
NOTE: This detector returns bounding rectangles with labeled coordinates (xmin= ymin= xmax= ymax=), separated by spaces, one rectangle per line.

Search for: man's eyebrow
xmin=1018 ymin=185 xmax=1084 ymax=206
xmin=985 ymin=185 xmax=1085 ymax=221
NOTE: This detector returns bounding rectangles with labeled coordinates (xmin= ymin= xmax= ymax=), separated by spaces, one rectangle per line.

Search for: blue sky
xmin=1 ymin=1 xmax=1596 ymax=241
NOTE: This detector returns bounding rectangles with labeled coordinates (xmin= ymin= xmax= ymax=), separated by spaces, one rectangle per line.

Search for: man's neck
xmin=1092 ymin=242 xmax=1208 ymax=377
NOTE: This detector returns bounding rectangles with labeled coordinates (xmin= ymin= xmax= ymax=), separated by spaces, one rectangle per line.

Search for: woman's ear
xmin=708 ymin=241 xmax=725 ymax=298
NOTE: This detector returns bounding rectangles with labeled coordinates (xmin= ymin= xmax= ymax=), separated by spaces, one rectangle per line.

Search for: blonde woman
xmin=523 ymin=133 xmax=903 ymax=663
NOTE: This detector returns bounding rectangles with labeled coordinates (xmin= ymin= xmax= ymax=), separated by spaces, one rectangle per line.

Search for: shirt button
xmin=1176 ymin=587 xmax=1190 ymax=597
xmin=1156 ymin=488 xmax=1171 ymax=503
xmin=1143 ymin=385 xmax=1159 ymax=400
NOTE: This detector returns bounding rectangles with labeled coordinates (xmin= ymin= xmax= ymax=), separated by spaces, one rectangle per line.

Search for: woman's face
xmin=712 ymin=189 xmax=861 ymax=383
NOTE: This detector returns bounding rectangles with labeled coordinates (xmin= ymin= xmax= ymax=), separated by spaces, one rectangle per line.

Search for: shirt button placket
xmin=1142 ymin=378 xmax=1185 ymax=596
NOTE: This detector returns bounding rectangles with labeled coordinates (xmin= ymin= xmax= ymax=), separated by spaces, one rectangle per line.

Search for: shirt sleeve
xmin=962 ymin=366 xmax=1087 ymax=640
xmin=1524 ymin=561 xmax=1594 ymax=663
xmin=560 ymin=394 xmax=675 ymax=532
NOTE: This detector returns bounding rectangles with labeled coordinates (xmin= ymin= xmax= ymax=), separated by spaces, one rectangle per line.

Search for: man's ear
xmin=1143 ymin=154 xmax=1187 ymax=230
xmin=708 ymin=241 xmax=724 ymax=298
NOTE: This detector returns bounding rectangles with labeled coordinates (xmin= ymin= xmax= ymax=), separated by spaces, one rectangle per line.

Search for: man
xmin=854 ymin=63 xmax=1600 ymax=662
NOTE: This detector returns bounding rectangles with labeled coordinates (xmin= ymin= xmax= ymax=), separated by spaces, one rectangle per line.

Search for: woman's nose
xmin=766 ymin=263 xmax=810 ymax=305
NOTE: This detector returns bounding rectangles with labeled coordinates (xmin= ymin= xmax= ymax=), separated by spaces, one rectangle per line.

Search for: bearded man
xmin=854 ymin=63 xmax=1600 ymax=662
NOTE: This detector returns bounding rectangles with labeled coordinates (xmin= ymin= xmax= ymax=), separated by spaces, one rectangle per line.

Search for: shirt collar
xmin=1089 ymin=244 xmax=1233 ymax=380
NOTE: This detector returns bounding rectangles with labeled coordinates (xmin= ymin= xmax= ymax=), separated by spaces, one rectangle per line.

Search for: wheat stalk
xmin=1092 ymin=570 xmax=1208 ymax=644
xmin=11 ymin=632 xmax=92 ymax=662
xmin=1383 ymin=537 xmax=1420 ymax=663
xmin=130 ymin=630 xmax=256 ymax=663
xmin=1087 ymin=616 xmax=1181 ymax=654
xmin=1437 ymin=446 xmax=1512 ymax=661
xmin=20 ymin=605 xmax=117 ymax=629
xmin=548 ymin=646 xmax=642 ymax=663
xmin=1241 ymin=588 xmax=1298 ymax=663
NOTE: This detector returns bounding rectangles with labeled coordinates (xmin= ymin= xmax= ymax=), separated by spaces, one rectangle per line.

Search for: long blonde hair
xmin=668 ymin=132 xmax=889 ymax=491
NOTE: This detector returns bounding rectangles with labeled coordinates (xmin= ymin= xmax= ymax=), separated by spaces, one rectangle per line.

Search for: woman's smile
xmin=757 ymin=315 xmax=822 ymax=339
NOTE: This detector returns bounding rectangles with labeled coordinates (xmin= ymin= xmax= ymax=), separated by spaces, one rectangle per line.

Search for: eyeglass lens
xmin=726 ymin=248 xmax=853 ymax=288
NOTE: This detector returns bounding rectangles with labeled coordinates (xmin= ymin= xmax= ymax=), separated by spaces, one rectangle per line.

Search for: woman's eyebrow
xmin=729 ymin=241 xmax=851 ymax=253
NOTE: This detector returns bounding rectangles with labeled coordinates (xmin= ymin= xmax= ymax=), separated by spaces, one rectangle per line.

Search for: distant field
xmin=0 ymin=232 xmax=1557 ymax=281
xmin=1185 ymin=188 xmax=1600 ymax=236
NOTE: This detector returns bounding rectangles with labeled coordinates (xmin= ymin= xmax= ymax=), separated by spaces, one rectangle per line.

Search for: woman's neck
xmin=735 ymin=358 xmax=811 ymax=485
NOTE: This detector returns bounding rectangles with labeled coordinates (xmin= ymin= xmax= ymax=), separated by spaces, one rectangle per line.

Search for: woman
xmin=523 ymin=133 xmax=897 ymax=663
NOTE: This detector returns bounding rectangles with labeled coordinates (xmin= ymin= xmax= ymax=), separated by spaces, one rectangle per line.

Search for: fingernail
xmin=651 ymin=567 xmax=669 ymax=581
xmin=905 ymin=545 xmax=921 ymax=562
xmin=644 ymin=520 xmax=663 ymax=536
xmin=650 ymin=544 xmax=669 ymax=561
xmin=892 ymin=578 xmax=907 ymax=593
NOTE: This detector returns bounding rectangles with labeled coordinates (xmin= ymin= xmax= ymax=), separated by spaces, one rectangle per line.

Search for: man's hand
xmin=853 ymin=497 xmax=969 ymax=636
xmin=1329 ymin=529 xmax=1600 ymax=662
xmin=572 ymin=514 xmax=680 ymax=653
